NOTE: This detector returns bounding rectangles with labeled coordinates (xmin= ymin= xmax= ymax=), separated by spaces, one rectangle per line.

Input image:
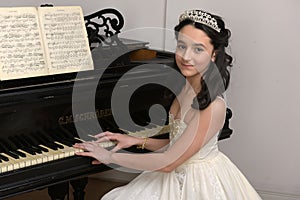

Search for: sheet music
xmin=0 ymin=7 xmax=48 ymax=80
xmin=38 ymin=6 xmax=94 ymax=74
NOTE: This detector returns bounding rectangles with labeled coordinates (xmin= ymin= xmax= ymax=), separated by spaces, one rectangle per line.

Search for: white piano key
xmin=18 ymin=149 xmax=37 ymax=167
xmin=98 ymin=141 xmax=115 ymax=148
xmin=1 ymin=153 xmax=23 ymax=171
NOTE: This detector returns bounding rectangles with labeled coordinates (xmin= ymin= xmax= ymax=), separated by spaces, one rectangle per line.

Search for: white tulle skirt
xmin=101 ymin=152 xmax=262 ymax=200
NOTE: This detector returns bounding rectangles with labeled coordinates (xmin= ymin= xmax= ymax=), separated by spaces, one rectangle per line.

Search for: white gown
xmin=101 ymin=113 xmax=262 ymax=200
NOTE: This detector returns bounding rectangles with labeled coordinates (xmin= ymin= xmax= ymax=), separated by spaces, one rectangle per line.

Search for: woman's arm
xmin=74 ymin=98 xmax=226 ymax=172
xmin=136 ymin=137 xmax=170 ymax=152
xmin=159 ymin=98 xmax=226 ymax=172
xmin=92 ymin=131 xmax=170 ymax=152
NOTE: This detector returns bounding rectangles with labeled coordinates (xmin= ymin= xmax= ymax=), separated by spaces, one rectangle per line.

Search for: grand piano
xmin=0 ymin=8 xmax=232 ymax=200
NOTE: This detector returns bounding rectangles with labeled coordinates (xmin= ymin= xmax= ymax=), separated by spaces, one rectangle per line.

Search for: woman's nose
xmin=182 ymin=49 xmax=192 ymax=61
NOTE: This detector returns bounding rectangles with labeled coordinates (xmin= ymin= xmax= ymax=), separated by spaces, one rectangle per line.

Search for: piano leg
xmin=47 ymin=177 xmax=88 ymax=200
xmin=48 ymin=182 xmax=69 ymax=200
xmin=70 ymin=177 xmax=88 ymax=200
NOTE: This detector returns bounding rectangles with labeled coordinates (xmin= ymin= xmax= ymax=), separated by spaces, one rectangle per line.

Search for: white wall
xmin=165 ymin=0 xmax=300 ymax=197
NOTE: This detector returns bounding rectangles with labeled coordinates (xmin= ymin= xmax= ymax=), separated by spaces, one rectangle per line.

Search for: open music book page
xmin=38 ymin=6 xmax=93 ymax=75
xmin=0 ymin=7 xmax=49 ymax=80
xmin=0 ymin=6 xmax=93 ymax=81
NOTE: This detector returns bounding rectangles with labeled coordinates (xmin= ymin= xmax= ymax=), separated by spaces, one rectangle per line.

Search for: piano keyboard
xmin=0 ymin=124 xmax=170 ymax=174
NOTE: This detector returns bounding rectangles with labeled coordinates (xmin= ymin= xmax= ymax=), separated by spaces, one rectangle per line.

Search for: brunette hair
xmin=174 ymin=11 xmax=233 ymax=110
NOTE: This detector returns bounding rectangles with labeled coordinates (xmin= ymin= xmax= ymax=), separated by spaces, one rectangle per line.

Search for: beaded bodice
xmin=168 ymin=113 xmax=187 ymax=145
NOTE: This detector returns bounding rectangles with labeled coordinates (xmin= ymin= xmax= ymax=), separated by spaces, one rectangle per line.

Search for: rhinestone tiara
xmin=179 ymin=10 xmax=221 ymax=33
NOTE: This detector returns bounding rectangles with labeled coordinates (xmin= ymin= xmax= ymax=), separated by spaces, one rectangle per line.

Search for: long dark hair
xmin=174 ymin=11 xmax=233 ymax=110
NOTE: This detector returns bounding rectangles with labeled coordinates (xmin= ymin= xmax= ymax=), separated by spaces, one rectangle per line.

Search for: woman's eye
xmin=194 ymin=47 xmax=203 ymax=53
xmin=177 ymin=44 xmax=186 ymax=50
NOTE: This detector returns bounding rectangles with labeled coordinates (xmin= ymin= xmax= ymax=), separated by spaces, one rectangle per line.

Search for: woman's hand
xmin=93 ymin=131 xmax=141 ymax=152
xmin=73 ymin=131 xmax=142 ymax=165
xmin=73 ymin=141 xmax=112 ymax=165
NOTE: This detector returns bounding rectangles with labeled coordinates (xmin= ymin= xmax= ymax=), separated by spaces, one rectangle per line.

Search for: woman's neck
xmin=185 ymin=76 xmax=201 ymax=94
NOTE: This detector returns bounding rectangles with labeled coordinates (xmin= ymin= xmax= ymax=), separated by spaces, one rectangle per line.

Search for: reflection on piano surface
xmin=0 ymin=7 xmax=232 ymax=200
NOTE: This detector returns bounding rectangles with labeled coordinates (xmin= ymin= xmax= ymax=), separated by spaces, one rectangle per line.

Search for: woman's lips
xmin=181 ymin=63 xmax=194 ymax=68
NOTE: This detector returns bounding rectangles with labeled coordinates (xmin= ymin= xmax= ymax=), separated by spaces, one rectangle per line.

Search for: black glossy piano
xmin=0 ymin=8 xmax=232 ymax=200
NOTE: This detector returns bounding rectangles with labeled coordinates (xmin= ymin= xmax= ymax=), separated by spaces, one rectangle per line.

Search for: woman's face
xmin=175 ymin=25 xmax=215 ymax=79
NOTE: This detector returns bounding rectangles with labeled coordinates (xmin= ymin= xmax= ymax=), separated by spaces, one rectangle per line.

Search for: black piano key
xmin=41 ymin=142 xmax=58 ymax=150
xmin=51 ymin=128 xmax=74 ymax=140
xmin=11 ymin=150 xmax=26 ymax=158
xmin=15 ymin=135 xmax=42 ymax=154
xmin=5 ymin=151 xmax=19 ymax=159
xmin=39 ymin=132 xmax=64 ymax=149
xmin=49 ymin=128 xmax=75 ymax=146
xmin=51 ymin=141 xmax=64 ymax=149
xmin=56 ymin=137 xmax=74 ymax=147
xmin=74 ymin=127 xmax=91 ymax=141
xmin=64 ymin=136 xmax=77 ymax=144
xmin=21 ymin=134 xmax=47 ymax=153
xmin=73 ymin=137 xmax=83 ymax=143
xmin=0 ymin=154 xmax=9 ymax=162
xmin=62 ymin=140 xmax=74 ymax=147
xmin=59 ymin=126 xmax=77 ymax=139
xmin=21 ymin=146 xmax=37 ymax=155
xmin=63 ymin=125 xmax=87 ymax=142
xmin=31 ymin=132 xmax=58 ymax=150
xmin=35 ymin=145 xmax=49 ymax=153
xmin=0 ymin=139 xmax=19 ymax=159
xmin=20 ymin=134 xmax=46 ymax=153
xmin=23 ymin=142 xmax=46 ymax=153
xmin=8 ymin=136 xmax=33 ymax=157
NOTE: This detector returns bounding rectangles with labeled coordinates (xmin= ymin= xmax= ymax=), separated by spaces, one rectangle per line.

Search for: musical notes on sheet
xmin=0 ymin=6 xmax=93 ymax=81
xmin=0 ymin=7 xmax=48 ymax=80
xmin=39 ymin=6 xmax=93 ymax=74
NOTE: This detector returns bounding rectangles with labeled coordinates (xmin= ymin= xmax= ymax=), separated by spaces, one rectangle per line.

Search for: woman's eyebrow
xmin=177 ymin=40 xmax=205 ymax=47
xmin=177 ymin=40 xmax=207 ymax=50
xmin=193 ymin=43 xmax=205 ymax=48
xmin=177 ymin=40 xmax=185 ymax=44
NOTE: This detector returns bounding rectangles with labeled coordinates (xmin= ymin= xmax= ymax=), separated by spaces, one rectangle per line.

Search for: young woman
xmin=74 ymin=9 xmax=262 ymax=200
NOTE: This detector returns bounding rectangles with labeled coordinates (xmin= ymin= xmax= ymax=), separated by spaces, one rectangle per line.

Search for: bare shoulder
xmin=182 ymin=97 xmax=226 ymax=128
xmin=211 ymin=96 xmax=226 ymax=114
xmin=210 ymin=97 xmax=227 ymax=129
xmin=186 ymin=97 xmax=226 ymax=126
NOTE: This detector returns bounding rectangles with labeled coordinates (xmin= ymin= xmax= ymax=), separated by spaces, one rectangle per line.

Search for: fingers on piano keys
xmin=0 ymin=128 xmax=119 ymax=174
xmin=0 ymin=135 xmax=84 ymax=174
xmin=0 ymin=121 xmax=170 ymax=174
